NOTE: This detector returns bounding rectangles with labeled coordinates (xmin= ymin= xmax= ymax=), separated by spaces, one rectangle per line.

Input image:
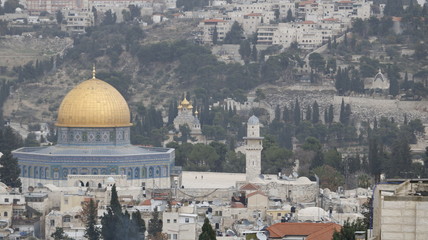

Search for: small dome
xmin=248 ymin=115 xmax=259 ymax=125
xmin=106 ymin=177 xmax=115 ymax=184
xmin=56 ymin=78 xmax=132 ymax=128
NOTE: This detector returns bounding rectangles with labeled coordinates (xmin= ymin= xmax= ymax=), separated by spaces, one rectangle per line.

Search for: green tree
xmin=223 ymin=21 xmax=243 ymax=44
xmin=308 ymin=53 xmax=325 ymax=72
xmin=102 ymin=9 xmax=117 ymax=25
xmin=148 ymin=208 xmax=163 ymax=239
xmin=332 ymin=219 xmax=366 ymax=240
xmin=285 ymin=9 xmax=294 ymax=22
xmin=110 ymin=184 xmax=121 ymax=215
xmin=251 ymin=44 xmax=258 ymax=62
xmin=3 ymin=0 xmax=22 ymax=13
xmin=212 ymin=26 xmax=218 ymax=44
xmin=84 ymin=199 xmax=101 ymax=240
xmin=239 ymin=40 xmax=251 ymax=63
xmin=131 ymin=210 xmax=146 ymax=239
xmin=56 ymin=10 xmax=64 ymax=24
xmin=24 ymin=132 xmax=39 ymax=147
xmin=51 ymin=227 xmax=73 ymax=240
xmin=313 ymin=165 xmax=345 ymax=190
xmin=312 ymin=101 xmax=320 ymax=123
xmin=187 ymin=144 xmax=219 ymax=171
xmin=199 ymin=218 xmax=216 ymax=240
xmin=294 ymin=98 xmax=301 ymax=125
xmin=0 ymin=151 xmax=21 ymax=188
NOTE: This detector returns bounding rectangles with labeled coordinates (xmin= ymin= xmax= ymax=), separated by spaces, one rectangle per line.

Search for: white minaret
xmin=244 ymin=115 xmax=264 ymax=182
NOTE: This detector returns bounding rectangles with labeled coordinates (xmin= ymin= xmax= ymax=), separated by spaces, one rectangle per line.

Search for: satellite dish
xmin=256 ymin=232 xmax=267 ymax=240
xmin=28 ymin=186 xmax=34 ymax=192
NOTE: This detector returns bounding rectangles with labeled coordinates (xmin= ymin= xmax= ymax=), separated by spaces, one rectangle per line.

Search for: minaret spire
xmin=92 ymin=65 xmax=96 ymax=79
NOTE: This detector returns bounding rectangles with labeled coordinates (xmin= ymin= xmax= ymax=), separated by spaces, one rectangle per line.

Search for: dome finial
xmin=92 ymin=64 xmax=96 ymax=79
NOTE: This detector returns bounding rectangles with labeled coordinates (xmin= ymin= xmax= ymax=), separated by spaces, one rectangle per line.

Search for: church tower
xmin=244 ymin=115 xmax=264 ymax=182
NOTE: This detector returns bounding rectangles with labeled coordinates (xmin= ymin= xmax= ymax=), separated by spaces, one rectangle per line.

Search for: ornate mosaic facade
xmin=13 ymin=75 xmax=176 ymax=189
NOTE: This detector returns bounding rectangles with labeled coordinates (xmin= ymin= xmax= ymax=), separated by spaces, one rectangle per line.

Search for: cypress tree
xmin=294 ymin=99 xmax=301 ymax=125
xmin=212 ymin=26 xmax=218 ymax=45
xmin=283 ymin=106 xmax=290 ymax=123
xmin=110 ymin=184 xmax=122 ymax=215
xmin=251 ymin=44 xmax=258 ymax=62
xmin=328 ymin=104 xmax=334 ymax=124
xmin=305 ymin=105 xmax=311 ymax=121
xmin=324 ymin=109 xmax=328 ymax=124
xmin=84 ymin=199 xmax=100 ymax=240
xmin=199 ymin=218 xmax=216 ymax=240
xmin=132 ymin=210 xmax=146 ymax=238
xmin=339 ymin=98 xmax=346 ymax=124
xmin=148 ymin=208 xmax=163 ymax=238
xmin=0 ymin=151 xmax=21 ymax=188
xmin=274 ymin=105 xmax=281 ymax=121
xmin=312 ymin=101 xmax=320 ymax=123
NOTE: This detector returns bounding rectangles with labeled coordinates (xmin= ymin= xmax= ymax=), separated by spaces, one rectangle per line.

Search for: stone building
xmin=13 ymin=68 xmax=176 ymax=190
xmin=372 ymin=179 xmax=428 ymax=240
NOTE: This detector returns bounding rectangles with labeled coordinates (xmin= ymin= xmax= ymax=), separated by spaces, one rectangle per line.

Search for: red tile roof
xmin=392 ymin=16 xmax=402 ymax=21
xmin=231 ymin=202 xmax=246 ymax=208
xmin=323 ymin=18 xmax=339 ymax=21
xmin=337 ymin=0 xmax=353 ymax=3
xmin=140 ymin=199 xmax=152 ymax=206
xmin=301 ymin=20 xmax=316 ymax=24
xmin=299 ymin=0 xmax=316 ymax=5
xmin=267 ymin=222 xmax=341 ymax=240
xmin=246 ymin=191 xmax=267 ymax=198
xmin=240 ymin=183 xmax=260 ymax=191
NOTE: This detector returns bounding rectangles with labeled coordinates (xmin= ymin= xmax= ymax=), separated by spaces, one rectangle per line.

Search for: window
xmin=50 ymin=220 xmax=55 ymax=226
xmin=277 ymin=213 xmax=281 ymax=216
xmin=185 ymin=218 xmax=189 ymax=223
xmin=4 ymin=198 xmax=8 ymax=203
xmin=3 ymin=212 xmax=7 ymax=217
xmin=63 ymin=216 xmax=71 ymax=222
xmin=173 ymin=219 xmax=177 ymax=223
xmin=167 ymin=219 xmax=170 ymax=223
xmin=173 ymin=234 xmax=178 ymax=239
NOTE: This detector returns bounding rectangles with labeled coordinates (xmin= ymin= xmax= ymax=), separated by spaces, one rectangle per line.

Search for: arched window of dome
xmin=149 ymin=167 xmax=154 ymax=178
xmin=127 ymin=168 xmax=133 ymax=179
xmin=142 ymin=167 xmax=147 ymax=178
xmin=63 ymin=168 xmax=69 ymax=178
xmin=92 ymin=168 xmax=98 ymax=175
xmin=134 ymin=168 xmax=140 ymax=179
xmin=34 ymin=168 xmax=38 ymax=178
xmin=155 ymin=167 xmax=161 ymax=177
xmin=28 ymin=166 xmax=32 ymax=177
xmin=45 ymin=167 xmax=49 ymax=179
xmin=40 ymin=167 xmax=44 ymax=179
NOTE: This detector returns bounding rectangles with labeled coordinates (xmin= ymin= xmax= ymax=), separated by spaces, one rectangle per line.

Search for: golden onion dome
xmin=56 ymin=77 xmax=132 ymax=128
xmin=177 ymin=104 xmax=183 ymax=109
xmin=187 ymin=104 xmax=193 ymax=109
xmin=181 ymin=98 xmax=190 ymax=106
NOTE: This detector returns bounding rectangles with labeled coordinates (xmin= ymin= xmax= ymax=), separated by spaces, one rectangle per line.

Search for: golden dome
xmin=181 ymin=98 xmax=190 ymax=106
xmin=177 ymin=104 xmax=183 ymax=109
xmin=187 ymin=104 xmax=193 ymax=109
xmin=56 ymin=78 xmax=132 ymax=128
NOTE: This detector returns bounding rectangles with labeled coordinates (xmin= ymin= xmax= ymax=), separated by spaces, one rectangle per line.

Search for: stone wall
xmin=381 ymin=196 xmax=428 ymax=240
